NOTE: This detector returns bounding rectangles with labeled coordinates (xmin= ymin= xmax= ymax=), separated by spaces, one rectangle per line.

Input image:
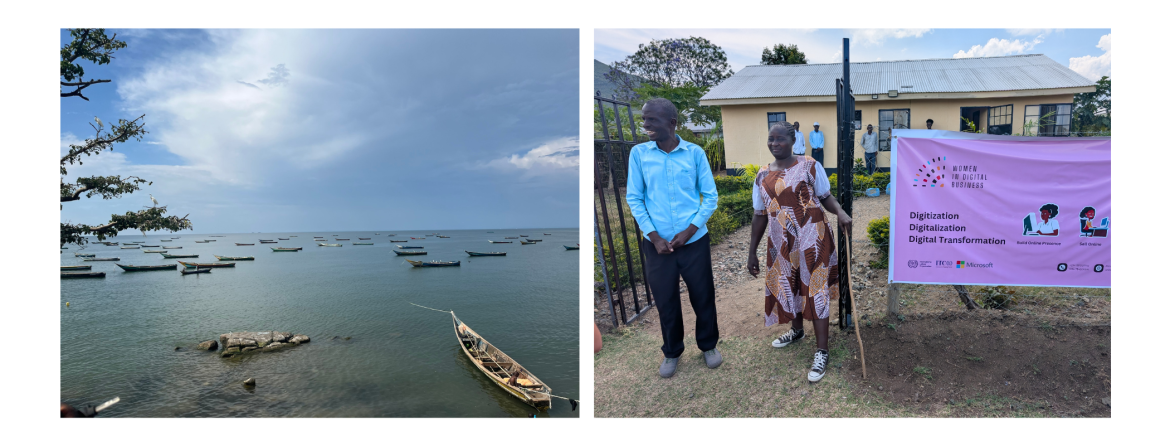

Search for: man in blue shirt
xmin=809 ymin=122 xmax=825 ymax=165
xmin=626 ymin=98 xmax=721 ymax=378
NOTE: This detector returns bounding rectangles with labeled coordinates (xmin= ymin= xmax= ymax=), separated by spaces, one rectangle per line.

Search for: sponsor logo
xmin=956 ymin=260 xmax=993 ymax=269
xmin=956 ymin=260 xmax=965 ymax=269
xmin=1057 ymin=263 xmax=1068 ymax=272
xmin=1094 ymin=264 xmax=1104 ymax=273
xmin=908 ymin=260 xmax=918 ymax=268
xmin=912 ymin=156 xmax=947 ymax=188
xmin=935 ymin=260 xmax=952 ymax=267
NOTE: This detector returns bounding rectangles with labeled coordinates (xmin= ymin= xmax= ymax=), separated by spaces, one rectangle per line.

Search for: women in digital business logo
xmin=913 ymin=156 xmax=947 ymax=188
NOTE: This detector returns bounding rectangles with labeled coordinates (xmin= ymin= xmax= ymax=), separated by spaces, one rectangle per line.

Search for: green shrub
xmin=706 ymin=209 xmax=737 ymax=244
xmin=870 ymin=172 xmax=890 ymax=192
xmin=714 ymin=175 xmax=745 ymax=194
xmin=867 ymin=216 xmax=890 ymax=268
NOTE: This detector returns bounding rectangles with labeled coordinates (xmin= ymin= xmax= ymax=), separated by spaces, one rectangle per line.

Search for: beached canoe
xmin=393 ymin=250 xmax=427 ymax=256
xmin=161 ymin=254 xmax=199 ymax=259
xmin=353 ymin=242 xmax=374 ymax=245
xmin=466 ymin=251 xmax=506 ymax=256
xmin=564 ymin=245 xmax=580 ymax=250
xmin=116 ymin=263 xmax=178 ymax=272
xmin=61 ymin=265 xmax=92 ymax=271
xmin=318 ymin=243 xmax=342 ymax=247
xmin=452 ymin=312 xmax=551 ymax=410
xmin=236 ymin=243 xmax=255 ymax=246
xmin=177 ymin=261 xmax=235 ymax=268
xmin=143 ymin=250 xmax=168 ymax=253
xmin=63 ymin=271 xmax=106 ymax=279
xmin=406 ymin=259 xmax=460 ymax=267
xmin=396 ymin=245 xmax=423 ymax=249
xmin=181 ymin=268 xmax=211 ymax=275
xmin=214 ymin=255 xmax=255 ymax=261
xmin=488 ymin=240 xmax=512 ymax=244
xmin=75 ymin=253 xmax=96 ymax=257
xmin=271 ymin=247 xmax=302 ymax=252
xmin=84 ymin=258 xmax=120 ymax=261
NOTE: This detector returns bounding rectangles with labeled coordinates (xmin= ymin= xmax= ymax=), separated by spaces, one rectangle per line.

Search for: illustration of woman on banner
xmin=1079 ymin=206 xmax=1109 ymax=237
xmin=1024 ymin=203 xmax=1060 ymax=236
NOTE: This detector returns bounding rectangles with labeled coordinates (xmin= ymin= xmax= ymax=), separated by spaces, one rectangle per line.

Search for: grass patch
xmin=913 ymin=366 xmax=933 ymax=380
xmin=966 ymin=356 xmax=983 ymax=362
xmin=957 ymin=394 xmax=1049 ymax=417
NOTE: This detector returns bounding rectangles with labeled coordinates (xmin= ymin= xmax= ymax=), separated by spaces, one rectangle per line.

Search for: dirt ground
xmin=594 ymin=194 xmax=1111 ymax=417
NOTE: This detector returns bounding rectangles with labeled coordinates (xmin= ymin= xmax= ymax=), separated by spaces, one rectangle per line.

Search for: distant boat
xmin=396 ymin=245 xmax=424 ymax=249
xmin=525 ymin=239 xmax=542 ymax=242
xmin=411 ymin=237 xmax=425 ymax=240
xmin=358 ymin=238 xmax=371 ymax=240
xmin=63 ymin=271 xmax=106 ymax=279
xmin=544 ymin=233 xmax=552 ymax=235
xmin=389 ymin=239 xmax=408 ymax=242
xmin=519 ymin=235 xmax=528 ymax=237
xmin=278 ymin=238 xmax=289 ymax=240
xmin=195 ymin=241 xmax=209 ymax=243
xmin=466 ymin=251 xmax=506 ymax=256
xmin=335 ymin=238 xmax=350 ymax=241
xmin=271 ymin=247 xmax=302 ymax=252
xmin=210 ymin=236 xmax=225 ymax=237
xmin=142 ymin=245 xmax=160 ymax=247
xmin=116 ymin=263 xmax=178 ymax=272
xmin=353 ymin=242 xmax=374 ymax=245
xmin=61 ymin=265 xmax=92 ymax=271
xmin=172 ymin=236 xmax=181 ymax=239
xmin=163 ymin=246 xmax=182 ymax=249
xmin=75 ymin=253 xmax=96 ymax=257
xmin=214 ymin=255 xmax=254 ymax=261
xmin=437 ymin=235 xmax=450 ymax=238
xmin=394 ymin=250 xmax=427 ymax=256
xmin=520 ymin=241 xmax=535 ymax=245
xmin=452 ymin=312 xmax=551 ymax=410
xmin=259 ymin=239 xmax=274 ymax=242
xmin=180 ymin=268 xmax=211 ymax=275
xmin=406 ymin=259 xmax=460 ymax=267
xmin=84 ymin=258 xmax=120 ymax=261
xmin=121 ymin=246 xmax=140 ymax=249
xmin=204 ymin=240 xmax=217 ymax=242
xmin=177 ymin=261 xmax=235 ymax=268
xmin=161 ymin=253 xmax=199 ymax=259
xmin=260 ymin=241 xmax=278 ymax=244
xmin=319 ymin=243 xmax=342 ymax=247
xmin=290 ymin=236 xmax=298 ymax=237
xmin=161 ymin=239 xmax=172 ymax=242
xmin=375 ymin=233 xmax=380 ymax=235
xmin=332 ymin=235 xmax=338 ymax=236
xmin=143 ymin=250 xmax=168 ymax=253
xmin=236 ymin=243 xmax=255 ymax=246
xmin=387 ymin=234 xmax=396 ymax=236
xmin=488 ymin=240 xmax=512 ymax=244
xmin=564 ymin=245 xmax=580 ymax=250
xmin=505 ymin=237 xmax=519 ymax=239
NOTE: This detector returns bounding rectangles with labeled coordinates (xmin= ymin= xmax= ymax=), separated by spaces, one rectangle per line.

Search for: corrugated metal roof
xmin=702 ymin=54 xmax=1094 ymax=101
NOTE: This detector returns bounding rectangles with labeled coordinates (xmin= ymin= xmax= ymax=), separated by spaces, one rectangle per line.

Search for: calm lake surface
xmin=61 ymin=229 xmax=579 ymax=417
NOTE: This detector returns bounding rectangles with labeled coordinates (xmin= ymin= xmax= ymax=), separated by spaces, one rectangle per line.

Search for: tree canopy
xmin=1072 ymin=75 xmax=1110 ymax=134
xmin=761 ymin=43 xmax=808 ymax=65
xmin=61 ymin=28 xmax=192 ymax=247
xmin=603 ymin=37 xmax=733 ymax=129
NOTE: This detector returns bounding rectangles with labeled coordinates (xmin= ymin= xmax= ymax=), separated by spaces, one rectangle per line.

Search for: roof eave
xmin=701 ymin=86 xmax=1096 ymax=106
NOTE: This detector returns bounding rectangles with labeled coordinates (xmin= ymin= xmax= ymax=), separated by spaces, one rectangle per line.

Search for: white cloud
xmin=1006 ymin=29 xmax=1062 ymax=37
xmin=484 ymin=136 xmax=579 ymax=174
xmin=851 ymin=29 xmax=932 ymax=46
xmin=953 ymin=36 xmax=1043 ymax=58
xmin=1069 ymin=34 xmax=1111 ymax=80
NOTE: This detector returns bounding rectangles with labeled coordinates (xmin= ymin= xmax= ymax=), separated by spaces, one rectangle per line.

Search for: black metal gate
xmin=594 ymin=93 xmax=653 ymax=326
xmin=835 ymin=38 xmax=856 ymax=330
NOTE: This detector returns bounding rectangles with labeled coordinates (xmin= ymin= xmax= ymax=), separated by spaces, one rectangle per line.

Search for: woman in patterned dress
xmin=746 ymin=121 xmax=853 ymax=383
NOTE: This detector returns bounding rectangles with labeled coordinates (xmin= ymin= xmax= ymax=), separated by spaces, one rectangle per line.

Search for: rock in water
xmin=221 ymin=347 xmax=241 ymax=358
xmin=197 ymin=340 xmax=218 ymax=351
xmin=213 ymin=331 xmax=308 ymax=357
xmin=243 ymin=377 xmax=256 ymax=387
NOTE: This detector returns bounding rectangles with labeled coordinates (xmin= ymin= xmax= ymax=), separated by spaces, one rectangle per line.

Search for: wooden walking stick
xmin=844 ymin=236 xmax=867 ymax=379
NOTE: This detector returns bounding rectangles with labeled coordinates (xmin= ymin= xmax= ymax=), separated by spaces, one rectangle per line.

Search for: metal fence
xmin=594 ymin=93 xmax=653 ymax=327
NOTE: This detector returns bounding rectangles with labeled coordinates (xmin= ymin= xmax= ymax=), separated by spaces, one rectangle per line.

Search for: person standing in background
xmin=809 ymin=122 xmax=825 ymax=165
xmin=926 ymin=119 xmax=934 ymax=130
xmin=860 ymin=124 xmax=878 ymax=175
xmin=792 ymin=121 xmax=806 ymax=156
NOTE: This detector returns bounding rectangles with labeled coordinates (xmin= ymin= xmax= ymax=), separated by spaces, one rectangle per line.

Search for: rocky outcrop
xmin=215 ymin=331 xmax=308 ymax=358
xmin=197 ymin=340 xmax=218 ymax=351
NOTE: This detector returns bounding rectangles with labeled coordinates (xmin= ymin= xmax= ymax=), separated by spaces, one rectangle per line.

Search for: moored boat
xmin=543 ymin=233 xmax=552 ymax=235
xmin=163 ymin=246 xmax=182 ymax=249
xmin=525 ymin=239 xmax=542 ymax=242
xmin=358 ymin=238 xmax=371 ymax=240
xmin=505 ymin=237 xmax=519 ymax=239
xmin=389 ymin=239 xmax=407 ymax=242
xmin=143 ymin=250 xmax=168 ymax=253
xmin=214 ymin=255 xmax=255 ymax=261
xmin=519 ymin=235 xmax=528 ymax=237
xmin=63 ymin=271 xmax=106 ymax=279
xmin=353 ymin=242 xmax=374 ymax=245
xmin=520 ymin=241 xmax=535 ymax=245
xmin=488 ymin=240 xmax=512 ymax=244
xmin=278 ymin=238 xmax=289 ymax=240
xmin=116 ymin=263 xmax=178 ymax=271
xmin=61 ymin=265 xmax=92 ymax=271
xmin=75 ymin=253 xmax=96 ymax=257
xmin=180 ymin=268 xmax=211 ymax=275
xmin=564 ymin=244 xmax=580 ymax=250
xmin=318 ymin=243 xmax=342 ymax=247
xmin=84 ymin=257 xmax=120 ymax=261
xmin=396 ymin=245 xmax=423 ymax=249
xmin=452 ymin=312 xmax=551 ymax=409
xmin=195 ymin=241 xmax=209 ymax=243
xmin=236 ymin=243 xmax=255 ymax=246
xmin=406 ymin=259 xmax=460 ymax=267
xmin=161 ymin=253 xmax=199 ymax=259
xmin=142 ymin=245 xmax=160 ymax=247
xmin=177 ymin=261 xmax=235 ymax=268
xmin=335 ymin=238 xmax=350 ymax=241
xmin=393 ymin=250 xmax=427 ymax=256
xmin=271 ymin=247 xmax=302 ymax=252
xmin=121 ymin=246 xmax=140 ymax=249
xmin=466 ymin=251 xmax=506 ymax=256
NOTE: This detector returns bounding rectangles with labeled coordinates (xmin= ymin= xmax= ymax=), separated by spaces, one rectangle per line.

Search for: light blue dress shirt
xmin=626 ymin=136 xmax=719 ymax=245
xmin=809 ymin=130 xmax=825 ymax=149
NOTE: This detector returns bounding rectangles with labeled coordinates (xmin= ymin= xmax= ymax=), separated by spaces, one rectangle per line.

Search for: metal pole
xmin=838 ymin=38 xmax=854 ymax=330
xmin=595 ymin=210 xmax=618 ymax=328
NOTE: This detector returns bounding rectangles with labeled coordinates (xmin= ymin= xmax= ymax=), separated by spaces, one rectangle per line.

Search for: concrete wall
xmin=721 ymin=93 xmax=1077 ymax=174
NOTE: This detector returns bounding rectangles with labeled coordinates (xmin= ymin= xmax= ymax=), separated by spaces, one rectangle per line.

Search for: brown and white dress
xmin=752 ymin=158 xmax=840 ymax=325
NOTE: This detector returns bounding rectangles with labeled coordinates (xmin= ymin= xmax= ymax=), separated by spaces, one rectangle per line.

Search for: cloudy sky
xmin=596 ymin=29 xmax=1111 ymax=81
xmin=60 ymin=29 xmax=579 ymax=234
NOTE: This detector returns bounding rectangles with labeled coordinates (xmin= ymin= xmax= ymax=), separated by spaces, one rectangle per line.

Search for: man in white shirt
xmin=860 ymin=124 xmax=878 ymax=175
xmin=792 ymin=121 xmax=806 ymax=156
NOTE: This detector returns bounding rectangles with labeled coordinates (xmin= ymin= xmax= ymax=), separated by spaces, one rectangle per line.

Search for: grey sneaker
xmin=771 ymin=328 xmax=805 ymax=348
xmin=659 ymin=357 xmax=679 ymax=378
xmin=703 ymin=347 xmax=723 ymax=369
xmin=808 ymin=349 xmax=829 ymax=382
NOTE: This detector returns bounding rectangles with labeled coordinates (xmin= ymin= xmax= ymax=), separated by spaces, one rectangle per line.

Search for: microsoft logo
xmin=956 ymin=261 xmax=965 ymax=269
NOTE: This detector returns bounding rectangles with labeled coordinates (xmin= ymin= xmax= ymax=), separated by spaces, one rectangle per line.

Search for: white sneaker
xmin=808 ymin=349 xmax=829 ymax=382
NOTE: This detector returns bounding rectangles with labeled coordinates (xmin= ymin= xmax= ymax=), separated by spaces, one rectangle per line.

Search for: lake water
xmin=60 ymin=229 xmax=580 ymax=417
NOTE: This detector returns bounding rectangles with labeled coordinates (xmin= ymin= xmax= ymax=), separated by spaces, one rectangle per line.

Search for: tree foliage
xmin=1072 ymin=76 xmax=1111 ymax=134
xmin=60 ymin=28 xmax=192 ymax=247
xmin=603 ymin=37 xmax=732 ymax=130
xmin=760 ymin=43 xmax=808 ymax=65
xmin=631 ymin=82 xmax=722 ymax=128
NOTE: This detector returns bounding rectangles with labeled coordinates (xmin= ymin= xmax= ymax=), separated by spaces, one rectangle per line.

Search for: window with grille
xmin=1024 ymin=103 xmax=1072 ymax=136
xmin=767 ymin=112 xmax=787 ymax=131
xmin=878 ymin=109 xmax=909 ymax=151
xmin=854 ymin=110 xmax=862 ymax=130
xmin=988 ymin=104 xmax=1013 ymax=135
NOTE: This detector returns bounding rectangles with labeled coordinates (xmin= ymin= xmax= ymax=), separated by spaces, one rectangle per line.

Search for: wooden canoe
xmin=353 ymin=242 xmax=374 ymax=245
xmin=525 ymin=239 xmax=542 ymax=242
xmin=358 ymin=238 xmax=371 ymax=240
xmin=235 ymin=243 xmax=255 ymax=246
xmin=318 ymin=243 xmax=342 ymax=247
xmin=214 ymin=255 xmax=255 ymax=261
xmin=63 ymin=271 xmax=106 ymax=279
xmin=195 ymin=241 xmax=209 ymax=243
xmin=260 ymin=241 xmax=278 ymax=244
xmin=180 ymin=268 xmax=211 ymax=275
xmin=520 ymin=241 xmax=535 ymax=245
xmin=396 ymin=245 xmax=423 ymax=249
xmin=335 ymin=238 xmax=350 ymax=241
xmin=143 ymin=250 xmax=168 ymax=253
xmin=406 ymin=259 xmax=460 ymax=267
xmin=121 ymin=246 xmax=140 ymax=249
xmin=278 ymin=238 xmax=289 ymax=240
xmin=466 ymin=251 xmax=506 ymax=256
xmin=116 ymin=263 xmax=178 ymax=271
xmin=393 ymin=250 xmax=427 ymax=255
xmin=142 ymin=245 xmax=160 ymax=247
xmin=177 ymin=261 xmax=235 ymax=268
xmin=84 ymin=258 xmax=120 ymax=261
xmin=161 ymin=254 xmax=199 ymax=258
xmin=75 ymin=253 xmax=96 ymax=257
xmin=488 ymin=240 xmax=512 ymax=244
xmin=452 ymin=312 xmax=551 ymax=410
xmin=564 ymin=245 xmax=580 ymax=250
xmin=271 ymin=247 xmax=302 ymax=252
xmin=61 ymin=265 xmax=92 ymax=271
xmin=389 ymin=239 xmax=407 ymax=242
xmin=162 ymin=246 xmax=182 ymax=249
xmin=505 ymin=237 xmax=519 ymax=239
xmin=160 ymin=239 xmax=172 ymax=242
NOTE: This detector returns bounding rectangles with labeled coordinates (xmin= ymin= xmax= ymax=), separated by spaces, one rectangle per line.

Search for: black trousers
xmin=811 ymin=148 xmax=824 ymax=166
xmin=643 ymin=233 xmax=719 ymax=358
xmin=865 ymin=151 xmax=877 ymax=175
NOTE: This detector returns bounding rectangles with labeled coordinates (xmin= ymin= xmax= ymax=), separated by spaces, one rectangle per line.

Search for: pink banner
xmin=889 ymin=130 xmax=1110 ymax=287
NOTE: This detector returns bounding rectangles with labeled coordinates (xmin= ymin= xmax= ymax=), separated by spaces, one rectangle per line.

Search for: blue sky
xmin=60 ymin=29 xmax=579 ymax=234
xmin=596 ymin=29 xmax=1111 ymax=81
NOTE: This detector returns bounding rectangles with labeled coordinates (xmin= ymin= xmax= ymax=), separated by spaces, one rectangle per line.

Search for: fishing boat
xmin=437 ymin=235 xmax=450 ymax=238
xmin=466 ymin=251 xmax=506 ymax=256
xmin=520 ymin=241 xmax=535 ymax=245
xmin=452 ymin=312 xmax=551 ymax=410
xmin=204 ymin=240 xmax=217 ymax=242
xmin=236 ymin=243 xmax=255 ymax=246
xmin=161 ymin=239 xmax=172 ymax=242
xmin=163 ymin=246 xmax=181 ymax=249
xmin=181 ymin=268 xmax=211 ymax=275
xmin=396 ymin=245 xmax=423 ymax=249
xmin=61 ymin=265 xmax=92 ymax=271
xmin=271 ymin=247 xmax=302 ymax=252
xmin=387 ymin=234 xmax=396 ymax=236
xmin=335 ymin=238 xmax=350 ymax=241
xmin=278 ymin=238 xmax=289 ymax=240
xmin=393 ymin=250 xmax=427 ymax=256
xmin=505 ymin=237 xmax=519 ymax=239
xmin=84 ymin=257 xmax=120 ymax=261
xmin=405 ymin=259 xmax=460 ymax=267
xmin=195 ymin=241 xmax=209 ymax=243
xmin=161 ymin=253 xmax=199 ymax=259
xmin=75 ymin=253 xmax=96 ymax=257
xmin=116 ymin=264 xmax=178 ymax=272
xmin=389 ymin=239 xmax=407 ymax=242
xmin=260 ymin=241 xmax=278 ymax=244
xmin=259 ymin=239 xmax=274 ymax=242
xmin=121 ymin=246 xmax=140 ymax=249
xmin=564 ymin=245 xmax=580 ymax=250
xmin=353 ymin=242 xmax=374 ymax=245
xmin=519 ymin=235 xmax=528 ymax=237
xmin=375 ymin=233 xmax=380 ymax=235
xmin=410 ymin=237 xmax=425 ymax=240
xmin=358 ymin=238 xmax=371 ymax=240
xmin=525 ymin=239 xmax=542 ymax=242
xmin=289 ymin=236 xmax=298 ymax=237
xmin=488 ymin=240 xmax=512 ymax=244
xmin=177 ymin=261 xmax=235 ymax=268
xmin=214 ymin=255 xmax=255 ymax=261
xmin=318 ymin=243 xmax=342 ymax=247
xmin=63 ymin=272 xmax=106 ymax=279
xmin=142 ymin=245 xmax=160 ymax=247
xmin=143 ymin=250 xmax=168 ymax=253
xmin=544 ymin=233 xmax=552 ymax=235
